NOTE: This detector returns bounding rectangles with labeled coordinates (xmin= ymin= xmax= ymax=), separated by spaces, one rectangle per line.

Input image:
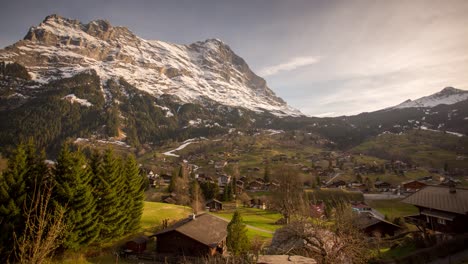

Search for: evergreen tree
xmin=168 ymin=174 xmax=177 ymax=193
xmin=93 ymin=149 xmax=125 ymax=240
xmin=122 ymin=155 xmax=144 ymax=232
xmin=227 ymin=211 xmax=250 ymax=256
xmin=316 ymin=175 xmax=321 ymax=187
xmin=53 ymin=145 xmax=99 ymax=249
xmin=200 ymin=181 xmax=219 ymax=200
xmin=178 ymin=165 xmax=185 ymax=178
xmin=263 ymin=165 xmax=270 ymax=183
xmin=0 ymin=144 xmax=29 ymax=257
xmin=190 ymin=181 xmax=204 ymax=214
xmin=25 ymin=140 xmax=48 ymax=192
xmin=223 ymin=185 xmax=229 ymax=202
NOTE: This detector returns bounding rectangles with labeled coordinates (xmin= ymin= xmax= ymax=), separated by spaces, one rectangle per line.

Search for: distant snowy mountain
xmin=391 ymin=87 xmax=468 ymax=109
xmin=0 ymin=14 xmax=301 ymax=117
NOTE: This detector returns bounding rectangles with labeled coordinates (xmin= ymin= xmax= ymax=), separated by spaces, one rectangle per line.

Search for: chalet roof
xmin=129 ymin=236 xmax=149 ymax=244
xmin=402 ymin=180 xmax=426 ymax=186
xmin=402 ymin=186 xmax=468 ymax=215
xmin=355 ymin=213 xmax=400 ymax=230
xmin=205 ymin=199 xmax=223 ymax=205
xmin=153 ymin=214 xmax=227 ymax=248
xmin=374 ymin=181 xmax=391 ymax=186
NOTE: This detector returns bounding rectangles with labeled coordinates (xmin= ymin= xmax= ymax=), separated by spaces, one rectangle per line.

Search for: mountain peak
xmin=391 ymin=87 xmax=468 ymax=110
xmin=1 ymin=15 xmax=302 ymax=117
xmin=439 ymin=86 xmax=463 ymax=95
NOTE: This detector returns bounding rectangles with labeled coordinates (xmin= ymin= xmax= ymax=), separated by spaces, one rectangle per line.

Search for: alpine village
xmin=1 ymin=9 xmax=468 ymax=264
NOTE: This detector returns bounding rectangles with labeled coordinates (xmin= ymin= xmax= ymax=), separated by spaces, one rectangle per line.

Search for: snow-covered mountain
xmin=391 ymin=87 xmax=468 ymax=109
xmin=0 ymin=14 xmax=301 ymax=116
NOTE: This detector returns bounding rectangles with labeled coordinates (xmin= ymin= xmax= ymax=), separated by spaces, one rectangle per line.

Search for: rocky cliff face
xmin=0 ymin=14 xmax=300 ymax=116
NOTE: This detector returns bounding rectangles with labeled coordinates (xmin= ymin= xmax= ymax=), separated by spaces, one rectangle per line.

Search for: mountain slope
xmin=390 ymin=87 xmax=468 ymax=109
xmin=0 ymin=14 xmax=300 ymax=116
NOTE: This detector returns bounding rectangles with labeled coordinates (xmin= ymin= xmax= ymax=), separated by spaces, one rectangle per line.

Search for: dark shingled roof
xmin=205 ymin=199 xmax=223 ymax=205
xmin=153 ymin=213 xmax=227 ymax=248
xmin=402 ymin=185 xmax=468 ymax=215
xmin=355 ymin=213 xmax=400 ymax=230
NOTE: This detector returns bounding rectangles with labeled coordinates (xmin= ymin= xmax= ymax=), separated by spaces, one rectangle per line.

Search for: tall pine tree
xmin=0 ymin=142 xmax=48 ymax=260
xmin=93 ymin=149 xmax=126 ymax=240
xmin=227 ymin=211 xmax=250 ymax=256
xmin=53 ymin=145 xmax=99 ymax=249
xmin=0 ymin=144 xmax=29 ymax=258
xmin=122 ymin=155 xmax=144 ymax=232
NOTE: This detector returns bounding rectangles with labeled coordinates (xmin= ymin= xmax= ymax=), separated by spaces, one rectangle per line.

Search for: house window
xmin=437 ymin=218 xmax=446 ymax=225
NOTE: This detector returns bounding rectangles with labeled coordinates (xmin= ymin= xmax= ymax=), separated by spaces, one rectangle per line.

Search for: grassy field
xmin=352 ymin=130 xmax=468 ymax=169
xmin=367 ymin=199 xmax=418 ymax=220
xmin=140 ymin=201 xmax=191 ymax=231
xmin=60 ymin=202 xmax=191 ymax=264
xmin=212 ymin=206 xmax=283 ymax=240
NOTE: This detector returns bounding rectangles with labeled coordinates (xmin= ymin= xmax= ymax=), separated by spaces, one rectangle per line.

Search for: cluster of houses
xmin=122 ymin=183 xmax=468 ymax=261
xmin=324 ymin=174 xmax=464 ymax=197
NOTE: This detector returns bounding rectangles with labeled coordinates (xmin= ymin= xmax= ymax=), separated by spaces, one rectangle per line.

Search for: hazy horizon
xmin=1 ymin=0 xmax=468 ymax=117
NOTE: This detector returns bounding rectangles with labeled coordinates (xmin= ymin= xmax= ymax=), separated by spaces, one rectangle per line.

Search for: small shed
xmin=125 ymin=236 xmax=148 ymax=253
xmin=205 ymin=199 xmax=223 ymax=211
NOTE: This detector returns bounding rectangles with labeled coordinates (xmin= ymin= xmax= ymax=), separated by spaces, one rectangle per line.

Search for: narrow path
xmin=209 ymin=213 xmax=274 ymax=234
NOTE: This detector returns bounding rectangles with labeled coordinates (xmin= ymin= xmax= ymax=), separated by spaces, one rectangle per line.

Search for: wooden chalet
xmin=402 ymin=180 xmax=427 ymax=193
xmin=402 ymin=185 xmax=468 ymax=233
xmin=217 ymin=175 xmax=231 ymax=187
xmin=326 ymin=180 xmax=347 ymax=188
xmin=152 ymin=214 xmax=227 ymax=256
xmin=355 ymin=213 xmax=401 ymax=237
xmin=205 ymin=199 xmax=223 ymax=211
xmin=248 ymin=180 xmax=265 ymax=191
xmin=374 ymin=181 xmax=392 ymax=191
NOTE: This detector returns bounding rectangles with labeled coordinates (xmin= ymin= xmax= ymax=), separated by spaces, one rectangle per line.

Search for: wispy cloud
xmin=259 ymin=56 xmax=320 ymax=77
xmin=314 ymin=112 xmax=336 ymax=117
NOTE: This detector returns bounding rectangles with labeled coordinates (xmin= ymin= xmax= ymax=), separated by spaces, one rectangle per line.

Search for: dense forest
xmin=0 ymin=141 xmax=145 ymax=262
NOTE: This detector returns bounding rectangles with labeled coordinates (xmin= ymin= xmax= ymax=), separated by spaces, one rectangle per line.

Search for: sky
xmin=1 ymin=0 xmax=468 ymax=116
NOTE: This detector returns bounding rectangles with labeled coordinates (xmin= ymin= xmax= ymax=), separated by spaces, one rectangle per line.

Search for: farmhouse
xmin=374 ymin=181 xmax=392 ymax=191
xmin=217 ymin=174 xmax=231 ymax=187
xmin=152 ymin=213 xmax=227 ymax=256
xmin=205 ymin=199 xmax=223 ymax=211
xmin=403 ymin=185 xmax=468 ymax=233
xmin=402 ymin=180 xmax=427 ymax=193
